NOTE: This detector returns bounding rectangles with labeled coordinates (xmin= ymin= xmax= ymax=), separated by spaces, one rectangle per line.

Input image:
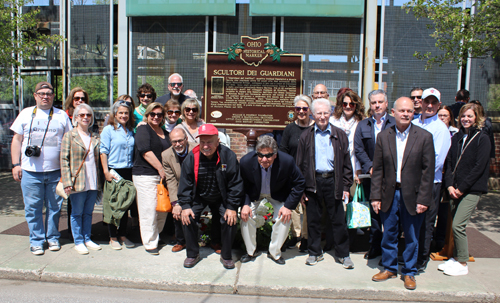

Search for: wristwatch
xmin=12 ymin=163 xmax=20 ymax=168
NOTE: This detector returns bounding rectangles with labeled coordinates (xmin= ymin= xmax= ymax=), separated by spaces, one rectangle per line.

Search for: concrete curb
xmin=1 ymin=267 xmax=498 ymax=302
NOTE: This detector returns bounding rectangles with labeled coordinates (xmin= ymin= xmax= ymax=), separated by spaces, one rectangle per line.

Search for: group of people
xmin=10 ymin=78 xmax=492 ymax=290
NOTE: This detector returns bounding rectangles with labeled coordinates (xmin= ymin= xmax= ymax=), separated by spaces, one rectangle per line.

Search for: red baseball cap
xmin=196 ymin=124 xmax=219 ymax=137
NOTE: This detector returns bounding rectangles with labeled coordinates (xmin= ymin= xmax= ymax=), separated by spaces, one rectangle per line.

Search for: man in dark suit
xmin=354 ymin=89 xmax=396 ymax=260
xmin=239 ymin=136 xmax=305 ymax=265
xmin=370 ymin=97 xmax=435 ymax=290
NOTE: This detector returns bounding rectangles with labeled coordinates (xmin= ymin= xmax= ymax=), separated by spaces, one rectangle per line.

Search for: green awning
xmin=126 ymin=0 xmax=236 ymax=17
xmin=249 ymin=0 xmax=364 ymax=18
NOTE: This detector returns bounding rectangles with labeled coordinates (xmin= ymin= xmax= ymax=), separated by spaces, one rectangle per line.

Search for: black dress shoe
xmin=146 ymin=248 xmax=159 ymax=255
xmin=240 ymin=253 xmax=257 ymax=263
xmin=364 ymin=248 xmax=382 ymax=259
xmin=184 ymin=255 xmax=201 ymax=268
xmin=220 ymin=257 xmax=235 ymax=269
xmin=417 ymin=259 xmax=429 ymax=273
xmin=267 ymin=252 xmax=286 ymax=265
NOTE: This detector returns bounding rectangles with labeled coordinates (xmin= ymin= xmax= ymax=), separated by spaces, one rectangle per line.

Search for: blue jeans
xmin=20 ymin=170 xmax=63 ymax=248
xmin=69 ymin=190 xmax=97 ymax=245
xmin=380 ymin=189 xmax=424 ymax=276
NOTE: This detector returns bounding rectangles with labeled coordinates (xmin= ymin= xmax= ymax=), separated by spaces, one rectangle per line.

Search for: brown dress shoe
xmin=372 ymin=270 xmax=397 ymax=282
xmin=183 ymin=255 xmax=200 ymax=268
xmin=220 ymin=257 xmax=235 ymax=269
xmin=403 ymin=275 xmax=416 ymax=290
xmin=172 ymin=244 xmax=186 ymax=252
xmin=210 ymin=243 xmax=222 ymax=254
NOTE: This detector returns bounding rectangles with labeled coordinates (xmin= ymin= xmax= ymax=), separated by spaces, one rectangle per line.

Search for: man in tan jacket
xmin=162 ymin=128 xmax=196 ymax=252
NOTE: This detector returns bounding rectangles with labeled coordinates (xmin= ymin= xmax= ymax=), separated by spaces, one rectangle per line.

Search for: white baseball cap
xmin=422 ymin=88 xmax=441 ymax=102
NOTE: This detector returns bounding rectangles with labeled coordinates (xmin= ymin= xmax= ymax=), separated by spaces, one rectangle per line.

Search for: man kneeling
xmin=239 ymin=136 xmax=305 ymax=264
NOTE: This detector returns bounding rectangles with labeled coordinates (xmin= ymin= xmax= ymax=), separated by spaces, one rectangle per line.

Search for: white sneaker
xmin=85 ymin=240 xmax=102 ymax=251
xmin=437 ymin=258 xmax=457 ymax=271
xmin=74 ymin=244 xmax=89 ymax=255
xmin=444 ymin=261 xmax=468 ymax=276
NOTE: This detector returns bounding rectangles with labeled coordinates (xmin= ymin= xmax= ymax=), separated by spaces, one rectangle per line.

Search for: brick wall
xmin=226 ymin=129 xmax=248 ymax=160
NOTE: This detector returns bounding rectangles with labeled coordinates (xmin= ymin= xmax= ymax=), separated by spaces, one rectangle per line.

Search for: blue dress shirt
xmin=412 ymin=114 xmax=451 ymax=183
xmin=314 ymin=124 xmax=334 ymax=172
xmin=100 ymin=124 xmax=135 ymax=169
xmin=260 ymin=164 xmax=272 ymax=195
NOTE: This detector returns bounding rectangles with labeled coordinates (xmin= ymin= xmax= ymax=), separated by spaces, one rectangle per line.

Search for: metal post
xmin=378 ymin=0 xmax=386 ymax=89
xmin=280 ymin=17 xmax=284 ymax=48
xmin=465 ymin=0 xmax=475 ymax=90
xmin=118 ymin=0 xmax=128 ymax=95
xmin=362 ymin=0 xmax=378 ymax=110
xmin=358 ymin=16 xmax=364 ymax=97
xmin=205 ymin=16 xmax=209 ymax=54
xmin=272 ymin=17 xmax=276 ymax=44
xmin=128 ymin=18 xmax=133 ymax=96
xmin=213 ymin=16 xmax=217 ymax=52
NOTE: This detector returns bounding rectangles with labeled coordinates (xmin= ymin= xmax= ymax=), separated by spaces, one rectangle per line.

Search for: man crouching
xmin=178 ymin=124 xmax=244 ymax=269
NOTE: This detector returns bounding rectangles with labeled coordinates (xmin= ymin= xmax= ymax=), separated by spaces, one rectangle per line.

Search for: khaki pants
xmin=133 ymin=175 xmax=168 ymax=250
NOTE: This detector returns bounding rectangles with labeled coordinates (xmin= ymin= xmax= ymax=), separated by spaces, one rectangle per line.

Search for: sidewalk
xmin=1 ymin=172 xmax=499 ymax=302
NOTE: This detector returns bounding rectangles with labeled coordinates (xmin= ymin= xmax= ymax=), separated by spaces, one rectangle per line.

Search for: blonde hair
xmin=456 ymin=103 xmax=485 ymax=129
xmin=143 ymin=102 xmax=166 ymax=127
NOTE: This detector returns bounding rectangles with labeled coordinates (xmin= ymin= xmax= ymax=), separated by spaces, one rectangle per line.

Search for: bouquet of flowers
xmin=254 ymin=198 xmax=275 ymax=248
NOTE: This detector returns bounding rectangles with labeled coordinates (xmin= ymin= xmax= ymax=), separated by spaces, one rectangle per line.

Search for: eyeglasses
xmin=169 ymin=82 xmax=183 ymax=87
xmin=410 ymin=96 xmax=422 ymax=100
xmin=167 ymin=110 xmax=181 ymax=115
xmin=36 ymin=92 xmax=54 ymax=97
xmin=73 ymin=96 xmax=86 ymax=102
xmin=149 ymin=112 xmax=164 ymax=118
xmin=171 ymin=138 xmax=186 ymax=144
xmin=185 ymin=107 xmax=198 ymax=113
xmin=257 ymin=152 xmax=275 ymax=159
xmin=140 ymin=93 xmax=152 ymax=98
xmin=78 ymin=113 xmax=92 ymax=118
xmin=343 ymin=102 xmax=355 ymax=108
xmin=117 ymin=100 xmax=132 ymax=107
xmin=295 ymin=106 xmax=309 ymax=112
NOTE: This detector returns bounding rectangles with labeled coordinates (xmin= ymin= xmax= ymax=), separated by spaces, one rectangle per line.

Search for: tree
xmin=0 ymin=0 xmax=64 ymax=79
xmin=404 ymin=0 xmax=500 ymax=69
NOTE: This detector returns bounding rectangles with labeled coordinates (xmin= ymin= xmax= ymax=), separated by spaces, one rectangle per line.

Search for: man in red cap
xmin=177 ymin=124 xmax=244 ymax=269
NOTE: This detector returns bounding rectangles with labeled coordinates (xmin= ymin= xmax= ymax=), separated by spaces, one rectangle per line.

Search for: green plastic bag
xmin=346 ymin=184 xmax=371 ymax=229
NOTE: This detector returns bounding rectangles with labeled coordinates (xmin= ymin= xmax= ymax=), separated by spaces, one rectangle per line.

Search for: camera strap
xmin=26 ymin=107 xmax=54 ymax=148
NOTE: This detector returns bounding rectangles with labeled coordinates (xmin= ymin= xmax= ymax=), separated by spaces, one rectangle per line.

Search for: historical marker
xmin=204 ymin=36 xmax=303 ymax=129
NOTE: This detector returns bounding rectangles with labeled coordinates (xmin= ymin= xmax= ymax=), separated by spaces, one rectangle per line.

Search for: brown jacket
xmin=161 ymin=142 xmax=196 ymax=202
xmin=296 ymin=123 xmax=353 ymax=200
xmin=60 ymin=128 xmax=101 ymax=192
xmin=370 ymin=125 xmax=435 ymax=215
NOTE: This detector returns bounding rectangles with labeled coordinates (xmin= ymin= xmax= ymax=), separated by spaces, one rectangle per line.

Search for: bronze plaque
xmin=204 ymin=36 xmax=303 ymax=129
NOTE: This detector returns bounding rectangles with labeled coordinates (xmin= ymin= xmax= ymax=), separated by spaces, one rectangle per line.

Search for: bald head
xmin=392 ymin=97 xmax=414 ymax=132
xmin=312 ymin=84 xmax=329 ymax=100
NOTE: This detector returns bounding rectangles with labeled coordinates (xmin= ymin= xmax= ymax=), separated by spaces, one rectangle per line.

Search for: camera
xmin=25 ymin=145 xmax=41 ymax=157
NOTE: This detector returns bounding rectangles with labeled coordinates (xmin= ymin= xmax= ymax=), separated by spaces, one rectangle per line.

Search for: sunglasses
xmin=117 ymin=100 xmax=132 ymax=107
xmin=343 ymin=102 xmax=355 ymax=108
xmin=73 ymin=96 xmax=86 ymax=102
xmin=257 ymin=152 xmax=275 ymax=159
xmin=410 ymin=96 xmax=422 ymax=100
xmin=140 ymin=93 xmax=152 ymax=98
xmin=78 ymin=113 xmax=92 ymax=118
xmin=169 ymin=82 xmax=183 ymax=87
xmin=184 ymin=107 xmax=198 ymax=113
xmin=149 ymin=112 xmax=164 ymax=118
xmin=167 ymin=110 xmax=181 ymax=115
xmin=295 ymin=106 xmax=309 ymax=112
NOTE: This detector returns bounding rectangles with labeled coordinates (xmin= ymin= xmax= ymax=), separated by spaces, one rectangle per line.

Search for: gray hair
xmin=168 ymin=73 xmax=183 ymax=83
xmin=72 ymin=103 xmax=94 ymax=127
xmin=111 ymin=99 xmax=132 ymax=116
xmin=293 ymin=94 xmax=312 ymax=108
xmin=256 ymin=135 xmax=278 ymax=154
xmin=368 ymin=89 xmax=388 ymax=102
xmin=311 ymin=98 xmax=331 ymax=114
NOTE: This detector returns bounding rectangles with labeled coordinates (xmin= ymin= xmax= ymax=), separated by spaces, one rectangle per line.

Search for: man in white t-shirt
xmin=10 ymin=81 xmax=72 ymax=255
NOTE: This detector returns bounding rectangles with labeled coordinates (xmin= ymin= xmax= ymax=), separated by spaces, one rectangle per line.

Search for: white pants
xmin=133 ymin=175 xmax=167 ymax=250
xmin=240 ymin=194 xmax=291 ymax=260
